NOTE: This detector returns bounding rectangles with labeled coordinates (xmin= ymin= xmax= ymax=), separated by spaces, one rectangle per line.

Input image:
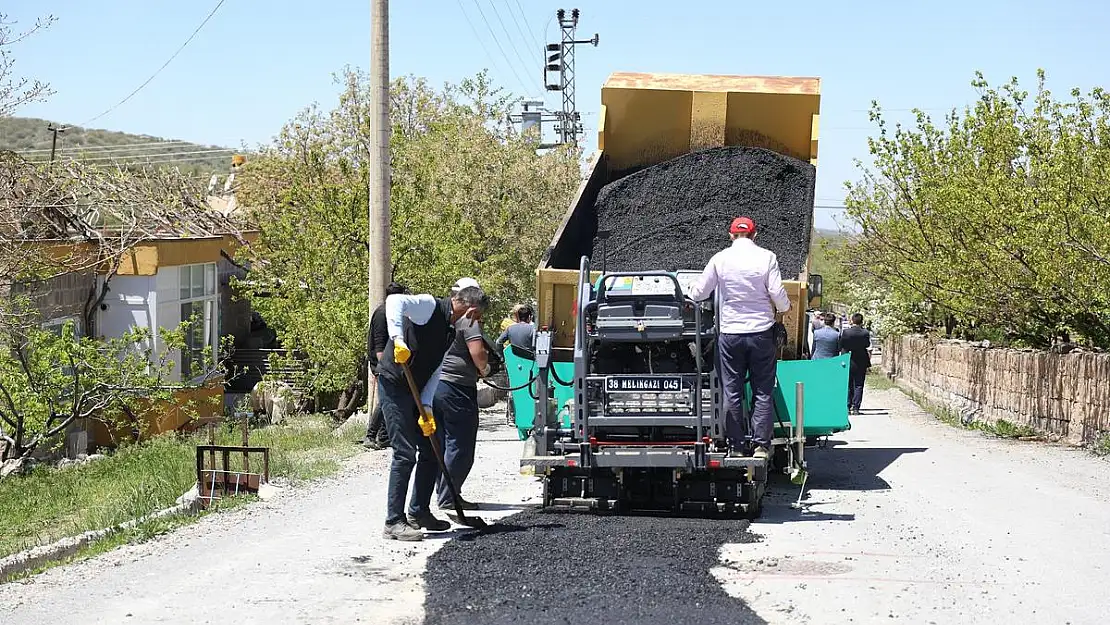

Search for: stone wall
xmin=882 ymin=336 xmax=1110 ymax=445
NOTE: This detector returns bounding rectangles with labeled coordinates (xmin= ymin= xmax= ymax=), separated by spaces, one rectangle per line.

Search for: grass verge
xmin=1091 ymin=433 xmax=1110 ymax=457
xmin=864 ymin=370 xmax=898 ymax=391
xmin=0 ymin=414 xmax=362 ymax=564
xmin=867 ymin=373 xmax=1041 ymax=440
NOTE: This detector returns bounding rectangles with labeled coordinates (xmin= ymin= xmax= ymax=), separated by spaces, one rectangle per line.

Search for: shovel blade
xmin=448 ymin=512 xmax=489 ymax=529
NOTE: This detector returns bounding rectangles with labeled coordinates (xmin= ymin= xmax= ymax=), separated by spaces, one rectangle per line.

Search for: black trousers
xmin=365 ymin=402 xmax=389 ymax=443
xmin=848 ymin=362 xmax=866 ymax=411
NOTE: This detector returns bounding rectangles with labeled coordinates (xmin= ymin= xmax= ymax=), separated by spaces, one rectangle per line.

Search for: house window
xmin=42 ymin=316 xmax=82 ymax=377
xmin=42 ymin=316 xmax=82 ymax=339
xmin=178 ymin=263 xmax=218 ymax=380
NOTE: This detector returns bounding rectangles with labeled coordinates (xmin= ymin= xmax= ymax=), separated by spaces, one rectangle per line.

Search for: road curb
xmin=0 ymin=494 xmax=201 ymax=582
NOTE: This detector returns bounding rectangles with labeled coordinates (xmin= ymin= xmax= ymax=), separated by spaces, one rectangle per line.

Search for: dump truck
xmin=504 ymin=72 xmax=851 ymax=517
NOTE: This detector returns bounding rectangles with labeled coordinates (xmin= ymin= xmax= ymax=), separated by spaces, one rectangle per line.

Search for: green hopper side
xmin=503 ymin=348 xmax=851 ymax=441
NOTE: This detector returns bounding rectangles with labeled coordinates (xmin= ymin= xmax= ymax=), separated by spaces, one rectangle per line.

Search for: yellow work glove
xmin=418 ymin=405 xmax=437 ymax=437
xmin=393 ymin=338 xmax=411 ymax=364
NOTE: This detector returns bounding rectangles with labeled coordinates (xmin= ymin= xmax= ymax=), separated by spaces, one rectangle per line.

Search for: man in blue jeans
xmin=687 ymin=216 xmax=790 ymax=459
xmin=375 ymin=283 xmax=490 ymax=541
xmin=433 ymin=278 xmax=490 ymax=512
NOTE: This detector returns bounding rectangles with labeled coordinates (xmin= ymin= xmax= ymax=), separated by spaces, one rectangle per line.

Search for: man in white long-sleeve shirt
xmin=686 ymin=216 xmax=790 ymax=459
xmin=376 ymin=283 xmax=490 ymax=541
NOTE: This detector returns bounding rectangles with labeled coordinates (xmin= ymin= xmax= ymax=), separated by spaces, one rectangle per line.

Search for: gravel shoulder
xmin=713 ymin=387 xmax=1110 ymax=625
xmin=0 ymin=404 xmax=542 ymax=625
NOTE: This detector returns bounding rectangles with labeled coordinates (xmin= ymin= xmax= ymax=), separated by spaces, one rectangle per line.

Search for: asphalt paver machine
xmin=522 ymin=259 xmax=772 ymax=515
xmin=507 ymin=72 xmax=853 ymax=516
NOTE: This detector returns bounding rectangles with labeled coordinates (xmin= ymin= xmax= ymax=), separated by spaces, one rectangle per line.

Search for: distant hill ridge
xmin=0 ymin=116 xmax=236 ymax=177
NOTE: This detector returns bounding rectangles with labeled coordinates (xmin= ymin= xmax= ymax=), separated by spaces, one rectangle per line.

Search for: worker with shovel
xmin=362 ymin=281 xmax=409 ymax=450
xmin=433 ymin=278 xmax=490 ymax=512
xmin=376 ymin=283 xmax=491 ymax=541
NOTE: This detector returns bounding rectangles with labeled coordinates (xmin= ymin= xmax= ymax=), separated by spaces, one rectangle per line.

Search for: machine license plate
xmin=606 ymin=376 xmax=681 ymax=392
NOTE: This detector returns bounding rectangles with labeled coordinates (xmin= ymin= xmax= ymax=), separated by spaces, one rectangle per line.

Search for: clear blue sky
xmin=7 ymin=0 xmax=1110 ymax=230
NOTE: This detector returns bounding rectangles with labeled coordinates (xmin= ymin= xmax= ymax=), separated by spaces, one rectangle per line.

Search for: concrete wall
xmin=218 ymin=257 xmax=251 ymax=347
xmin=882 ymin=336 xmax=1110 ymax=445
xmin=11 ymin=270 xmax=96 ymax=334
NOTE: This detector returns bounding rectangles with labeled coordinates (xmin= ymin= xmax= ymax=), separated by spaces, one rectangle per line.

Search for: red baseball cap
xmin=729 ymin=216 xmax=756 ymax=235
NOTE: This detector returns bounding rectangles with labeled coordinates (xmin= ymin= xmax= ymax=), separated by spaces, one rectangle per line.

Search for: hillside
xmin=0 ymin=116 xmax=237 ymax=178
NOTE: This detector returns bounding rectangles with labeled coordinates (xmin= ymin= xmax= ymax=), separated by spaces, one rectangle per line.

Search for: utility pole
xmin=544 ymin=9 xmax=598 ymax=146
xmin=46 ymin=124 xmax=66 ymax=164
xmin=368 ymin=0 xmax=392 ymax=409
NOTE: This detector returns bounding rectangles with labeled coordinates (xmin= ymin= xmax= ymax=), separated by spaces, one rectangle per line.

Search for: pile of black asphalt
xmin=591 ymin=146 xmax=816 ymax=279
xmin=423 ymin=510 xmax=766 ymax=625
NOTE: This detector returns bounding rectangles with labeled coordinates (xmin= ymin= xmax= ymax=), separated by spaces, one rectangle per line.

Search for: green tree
xmin=838 ymin=70 xmax=1110 ymax=347
xmin=0 ymin=318 xmax=197 ymax=465
xmin=235 ymin=69 xmax=580 ymax=417
xmin=809 ymin=231 xmax=849 ymax=305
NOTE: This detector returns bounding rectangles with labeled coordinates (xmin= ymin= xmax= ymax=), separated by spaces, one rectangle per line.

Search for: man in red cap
xmin=686 ymin=216 xmax=790 ymax=459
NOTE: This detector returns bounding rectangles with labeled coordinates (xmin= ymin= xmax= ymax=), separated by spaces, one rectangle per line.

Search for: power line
xmin=19 ymin=140 xmax=194 ymax=155
xmin=454 ymin=0 xmax=512 ymax=86
xmin=81 ymin=0 xmax=228 ymax=126
xmin=80 ymin=149 xmax=235 ymax=165
xmin=44 ymin=148 xmax=236 ymax=165
xmin=509 ymin=0 xmax=543 ymax=51
xmin=84 ymin=153 xmax=236 ymax=167
xmin=37 ymin=147 xmax=235 ymax=162
xmin=468 ymin=0 xmax=529 ymax=93
xmin=485 ymin=0 xmax=534 ymax=88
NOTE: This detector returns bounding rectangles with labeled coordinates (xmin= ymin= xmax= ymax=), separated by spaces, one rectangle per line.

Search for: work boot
xmin=752 ymin=446 xmax=770 ymax=461
xmin=361 ymin=438 xmax=386 ymax=451
xmin=382 ymin=520 xmax=423 ymax=542
xmin=407 ymin=512 xmax=451 ymax=531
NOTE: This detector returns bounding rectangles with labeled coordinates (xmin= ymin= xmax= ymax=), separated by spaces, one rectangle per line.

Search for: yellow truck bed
xmin=536 ymin=72 xmax=821 ymax=358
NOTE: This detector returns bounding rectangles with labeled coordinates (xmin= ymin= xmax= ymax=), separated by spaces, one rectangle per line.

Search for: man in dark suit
xmin=840 ymin=313 xmax=872 ymax=415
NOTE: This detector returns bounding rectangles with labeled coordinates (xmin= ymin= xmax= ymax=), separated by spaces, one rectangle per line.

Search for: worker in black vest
xmin=363 ymin=281 xmax=409 ymax=449
xmin=376 ymin=284 xmax=491 ymax=541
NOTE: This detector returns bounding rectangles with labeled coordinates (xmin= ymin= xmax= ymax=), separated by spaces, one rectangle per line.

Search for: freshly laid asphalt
xmin=423 ymin=510 xmax=766 ymax=625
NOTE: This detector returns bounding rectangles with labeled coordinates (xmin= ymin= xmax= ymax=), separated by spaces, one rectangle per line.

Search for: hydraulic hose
xmin=549 ymin=363 xmax=572 ymax=387
xmin=481 ymin=373 xmax=538 ymax=393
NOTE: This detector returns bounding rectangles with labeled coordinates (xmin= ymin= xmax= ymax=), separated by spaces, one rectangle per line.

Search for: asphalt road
xmin=713 ymin=387 xmax=1110 ymax=624
xmin=3 ymin=390 xmax=1110 ymax=624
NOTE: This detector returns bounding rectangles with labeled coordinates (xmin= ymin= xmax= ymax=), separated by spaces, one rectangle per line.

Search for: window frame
xmin=41 ymin=315 xmax=83 ymax=337
xmin=175 ymin=263 xmax=218 ymax=383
